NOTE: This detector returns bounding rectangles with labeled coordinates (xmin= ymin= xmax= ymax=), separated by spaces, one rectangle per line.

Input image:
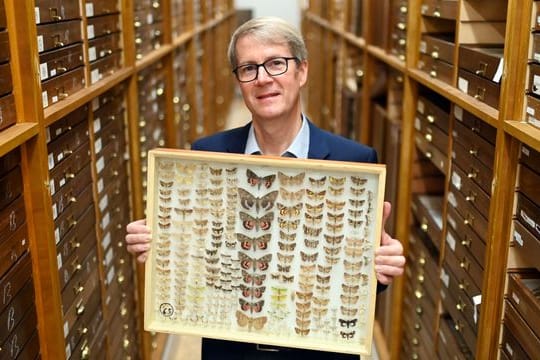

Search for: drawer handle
xmin=117 ymin=273 xmax=125 ymax=284
xmin=461 ymin=238 xmax=471 ymax=248
xmin=400 ymin=5 xmax=407 ymax=13
xmin=465 ymin=192 xmax=476 ymax=202
xmin=426 ymin=114 xmax=435 ymax=123
xmin=123 ymin=338 xmax=130 ymax=349
xmin=429 ymin=69 xmax=437 ymax=78
xmin=70 ymin=239 xmax=80 ymax=249
xmin=464 ymin=214 xmax=474 ymax=226
xmin=419 ymin=257 xmax=426 ymax=266
xmin=74 ymin=283 xmax=84 ymax=294
xmin=415 ymin=306 xmax=423 ymax=315
xmin=475 ymin=62 xmax=488 ymax=76
xmin=81 ymin=345 xmax=90 ymax=360
xmin=121 ymin=306 xmax=128 ymax=316
xmin=412 ymin=337 xmax=419 ymax=346
xmin=69 ymin=196 xmax=77 ymax=204
xmin=431 ymin=50 xmax=439 ymax=59
xmin=420 ymin=222 xmax=428 ymax=232
xmin=65 ymin=172 xmax=75 ymax=179
xmin=58 ymin=91 xmax=68 ymax=100
xmin=56 ymin=66 xmax=67 ymax=73
xmin=454 ymin=320 xmax=463 ymax=332
xmin=460 ymin=258 xmax=470 ymax=271
xmin=468 ymin=148 xmax=478 ymax=156
xmin=49 ymin=8 xmax=63 ymax=21
xmin=433 ymin=9 xmax=441 ymax=17
xmin=105 ymin=29 xmax=112 ymax=35
xmin=182 ymin=103 xmax=191 ymax=112
xmin=467 ymin=170 xmax=478 ymax=179
xmin=135 ymin=38 xmax=143 ymax=44
xmin=152 ymin=1 xmax=160 ymax=8
xmin=54 ymin=40 xmax=65 ymax=48
xmin=414 ymin=289 xmax=423 ymax=299
xmin=474 ymin=87 xmax=486 ymax=101
xmin=456 ymin=300 xmax=466 ymax=312
xmin=134 ymin=21 xmax=142 ymax=28
xmin=425 ymin=133 xmax=432 ymax=142
xmin=72 ymin=262 xmax=82 ymax=272
xmin=425 ymin=151 xmax=432 ymax=159
xmin=397 ymin=22 xmax=406 ymax=30
xmin=62 ymin=149 xmax=73 ymax=156
xmin=80 ymin=327 xmax=88 ymax=335
xmin=414 ymin=322 xmax=421 ymax=331
xmin=417 ymin=274 xmax=424 ymax=283
xmin=76 ymin=304 xmax=85 ymax=315
xmin=398 ymin=38 xmax=406 ymax=46
xmin=139 ymin=120 xmax=146 ymax=127
xmin=459 ymin=279 xmax=469 ymax=291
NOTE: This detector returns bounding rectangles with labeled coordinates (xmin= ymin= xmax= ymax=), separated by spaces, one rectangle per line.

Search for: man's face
xmin=235 ymin=35 xmax=308 ymax=122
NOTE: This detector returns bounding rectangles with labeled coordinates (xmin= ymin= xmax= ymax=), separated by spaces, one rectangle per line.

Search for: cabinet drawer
xmin=459 ymin=45 xmax=504 ymax=83
xmin=0 ymin=279 xmax=34 ymax=346
xmin=418 ymin=53 xmax=454 ymax=85
xmin=0 ymin=253 xmax=32 ymax=314
xmin=51 ymin=163 xmax=92 ymax=220
xmin=447 ymin=205 xmax=486 ymax=266
xmin=411 ymin=194 xmax=444 ymax=249
xmin=0 ymin=30 xmax=9 ymax=63
xmin=443 ymin=241 xmax=482 ymax=300
xmin=448 ymin=185 xmax=488 ymax=241
xmin=504 ymin=299 xmax=540 ymax=359
xmin=512 ymin=220 xmax=540 ymax=271
xmin=531 ymin=32 xmax=540 ymax=63
xmin=0 ymin=0 xmax=5 ymax=30
xmin=0 ymin=93 xmax=16 ymax=132
xmin=417 ymin=95 xmax=451 ymax=135
xmin=86 ymin=13 xmax=121 ymax=40
xmin=65 ymin=288 xmax=101 ymax=357
xmin=0 ymin=307 xmax=37 ymax=360
xmin=451 ymin=164 xmax=491 ymax=220
xmin=452 ymin=113 xmax=495 ymax=169
xmin=0 ymin=165 xmax=22 ymax=210
xmin=58 ymin=224 xmax=96 ymax=293
xmin=41 ymin=66 xmax=85 ymax=108
xmin=88 ymin=31 xmax=122 ymax=62
xmin=62 ymin=268 xmax=99 ymax=332
xmin=527 ymin=62 xmax=540 ymax=97
xmin=38 ymin=43 xmax=83 ymax=81
xmin=0 ymin=194 xmax=25 ymax=241
xmin=134 ymin=6 xmax=162 ymax=27
xmin=516 ymin=192 xmax=540 ymax=239
xmin=0 ymin=224 xmax=28 ymax=279
xmin=453 ymin=105 xmax=497 ymax=146
xmin=60 ymin=246 xmax=98 ymax=310
xmin=500 ymin=323 xmax=531 ymax=360
xmin=525 ymin=95 xmax=540 ymax=129
xmin=35 ymin=0 xmax=80 ymax=23
xmin=0 ymin=147 xmax=19 ymax=177
xmin=452 ymin=139 xmax=493 ymax=195
xmin=438 ymin=314 xmax=474 ymax=360
xmin=520 ymin=144 xmax=540 ymax=172
xmin=93 ymin=95 xmax=124 ymax=131
xmin=519 ymin=164 xmax=540 ymax=205
xmin=421 ymin=0 xmax=458 ymax=19
xmin=420 ymin=33 xmax=454 ymax=64
xmin=36 ymin=20 xmax=82 ymax=53
xmin=89 ymin=50 xmax=122 ymax=84
xmin=84 ymin=0 xmax=120 ymax=17
xmin=440 ymin=285 xmax=477 ymax=353
xmin=45 ymin=104 xmax=87 ymax=144
xmin=47 ymin=119 xmax=89 ymax=171
xmin=56 ymin=205 xmax=95 ymax=268
xmin=48 ymin=142 xmax=91 ymax=197
xmin=53 ymin=184 xmax=94 ymax=244
xmin=507 ymin=272 xmax=540 ymax=341
xmin=418 ymin=115 xmax=449 ymax=154
xmin=416 ymin=132 xmax=447 ymax=173
xmin=0 ymin=61 xmax=12 ymax=97
xmin=457 ymin=68 xmax=500 ymax=109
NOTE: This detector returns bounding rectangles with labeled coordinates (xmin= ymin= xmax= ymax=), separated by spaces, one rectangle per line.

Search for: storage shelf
xmin=367 ymin=45 xmax=406 ymax=72
xmin=0 ymin=123 xmax=39 ymax=156
xmin=504 ymin=120 xmax=540 ymax=151
xmin=43 ymin=67 xmax=133 ymax=126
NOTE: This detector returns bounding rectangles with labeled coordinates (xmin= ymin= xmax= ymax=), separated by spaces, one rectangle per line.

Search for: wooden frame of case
xmin=144 ymin=148 xmax=386 ymax=356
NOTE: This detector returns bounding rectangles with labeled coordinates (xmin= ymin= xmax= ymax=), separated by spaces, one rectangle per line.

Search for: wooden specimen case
xmin=144 ymin=149 xmax=386 ymax=356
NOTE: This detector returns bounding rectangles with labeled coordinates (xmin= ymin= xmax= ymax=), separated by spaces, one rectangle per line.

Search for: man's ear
xmin=299 ymin=60 xmax=308 ymax=87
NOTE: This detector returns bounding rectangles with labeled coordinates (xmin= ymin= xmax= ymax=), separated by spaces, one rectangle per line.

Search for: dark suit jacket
xmin=191 ymin=119 xmax=384 ymax=360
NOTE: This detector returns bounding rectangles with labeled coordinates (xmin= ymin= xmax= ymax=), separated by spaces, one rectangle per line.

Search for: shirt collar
xmin=244 ymin=114 xmax=310 ymax=159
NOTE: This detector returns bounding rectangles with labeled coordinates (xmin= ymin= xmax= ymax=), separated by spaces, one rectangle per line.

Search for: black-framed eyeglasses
xmin=232 ymin=57 xmax=299 ymax=83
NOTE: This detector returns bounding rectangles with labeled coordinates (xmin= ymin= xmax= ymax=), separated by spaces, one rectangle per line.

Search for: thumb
xmin=382 ymin=201 xmax=391 ymax=230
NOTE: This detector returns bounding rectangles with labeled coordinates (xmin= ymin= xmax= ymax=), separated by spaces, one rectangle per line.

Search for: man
xmin=126 ymin=16 xmax=405 ymax=359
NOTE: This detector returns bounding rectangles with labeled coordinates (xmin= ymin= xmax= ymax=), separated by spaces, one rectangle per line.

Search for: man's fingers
xmin=382 ymin=201 xmax=391 ymax=229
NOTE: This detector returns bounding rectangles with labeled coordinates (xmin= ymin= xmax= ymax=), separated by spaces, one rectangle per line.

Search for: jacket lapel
xmin=225 ymin=122 xmax=251 ymax=154
xmin=307 ymin=120 xmax=331 ymax=160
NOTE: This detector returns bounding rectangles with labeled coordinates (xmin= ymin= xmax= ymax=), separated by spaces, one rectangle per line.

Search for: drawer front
xmin=89 ymin=50 xmax=122 ymax=84
xmin=527 ymin=62 xmax=540 ymax=97
xmin=457 ymin=68 xmax=500 ymax=108
xmin=51 ymin=163 xmax=92 ymax=219
xmin=452 ymin=140 xmax=493 ymax=195
xmin=412 ymin=194 xmax=444 ymax=249
xmin=86 ymin=13 xmax=121 ymax=40
xmin=93 ymin=96 xmax=124 ymax=133
xmin=418 ymin=53 xmax=454 ymax=85
xmin=0 ymin=279 xmax=34 ymax=346
xmin=516 ymin=192 xmax=540 ymax=239
xmin=520 ymin=144 xmax=540 ymax=172
xmin=0 ymin=93 xmax=16 ymax=132
xmin=447 ymin=205 xmax=486 ymax=265
xmin=389 ymin=30 xmax=407 ymax=60
xmin=47 ymin=121 xmax=89 ymax=171
xmin=60 ymin=246 xmax=98 ymax=310
xmin=0 ymin=166 xmax=22 ymax=210
xmin=0 ymin=224 xmax=28 ymax=279
xmin=525 ymin=95 xmax=540 ymax=129
xmin=0 ymin=253 xmax=32 ymax=318
xmin=65 ymin=289 xmax=101 ymax=358
xmin=444 ymin=241 xmax=482 ymax=300
xmin=416 ymin=132 xmax=447 ymax=173
xmin=0 ymin=61 xmax=12 ymax=97
xmin=53 ymin=185 xmax=94 ymax=244
xmin=34 ymin=0 xmax=81 ymax=23
xmin=512 ymin=220 xmax=540 ymax=271
xmin=419 ymin=117 xmax=449 ymax=154
xmin=448 ymin=186 xmax=488 ymax=241
xmin=453 ymin=105 xmax=497 ymax=146
xmin=0 ymin=147 xmax=20 ymax=176
xmin=0 ymin=30 xmax=9 ymax=63
xmin=417 ymin=95 xmax=451 ymax=134
xmin=421 ymin=0 xmax=459 ymax=20
xmin=85 ymin=0 xmax=120 ymax=17
xmin=0 ymin=307 xmax=37 ymax=360
xmin=41 ymin=66 xmax=85 ymax=108
xmin=459 ymin=45 xmax=504 ymax=82
xmin=451 ymin=164 xmax=491 ymax=220
xmin=56 ymin=205 xmax=95 ymax=267
xmin=62 ymin=269 xmax=99 ymax=333
xmin=531 ymin=32 xmax=540 ymax=63
xmin=88 ymin=31 xmax=122 ymax=62
xmin=440 ymin=285 xmax=477 ymax=353
xmin=507 ymin=272 xmax=540 ymax=340
xmin=504 ymin=299 xmax=540 ymax=358
xmin=15 ymin=329 xmax=40 ymax=360
xmin=0 ymin=0 xmax=5 ymax=29
xmin=45 ymin=104 xmax=87 ymax=144
xmin=441 ymin=265 xmax=480 ymax=329
xmin=420 ymin=33 xmax=455 ymax=64
xmin=439 ymin=315 xmax=474 ymax=360
xmin=452 ymin=118 xmax=496 ymax=170
xmin=58 ymin=227 xmax=96 ymax=291
xmin=38 ymin=43 xmax=84 ymax=81
xmin=519 ymin=164 xmax=540 ymax=205
xmin=0 ymin=194 xmax=25 ymax=241
xmin=49 ymin=142 xmax=91 ymax=197
xmin=36 ymin=20 xmax=82 ymax=53
xmin=500 ymin=323 xmax=531 ymax=360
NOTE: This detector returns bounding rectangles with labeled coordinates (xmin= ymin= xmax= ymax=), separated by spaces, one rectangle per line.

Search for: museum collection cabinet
xmin=0 ymin=0 xmax=235 ymax=359
xmin=302 ymin=0 xmax=540 ymax=359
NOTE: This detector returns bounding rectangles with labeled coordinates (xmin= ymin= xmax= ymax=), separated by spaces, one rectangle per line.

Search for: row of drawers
xmin=526 ymin=1 xmax=540 ymax=129
xmin=0 ymin=22 xmax=14 ymax=132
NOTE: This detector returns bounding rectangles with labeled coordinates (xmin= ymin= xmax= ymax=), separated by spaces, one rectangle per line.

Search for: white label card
xmin=513 ymin=229 xmax=523 ymax=247
xmin=446 ymin=232 xmax=456 ymax=251
xmin=86 ymin=3 xmax=94 ymax=17
xmin=454 ymin=106 xmax=463 ymax=121
xmin=42 ymin=91 xmax=48 ymax=108
xmin=87 ymin=25 xmax=95 ymax=39
xmin=37 ymin=35 xmax=44 ymax=52
xmin=534 ymin=75 xmax=540 ymax=95
xmin=493 ymin=58 xmax=503 ymax=83
xmin=91 ymin=69 xmax=100 ymax=84
xmin=457 ymin=77 xmax=469 ymax=93
xmin=39 ymin=63 xmax=48 ymax=80
xmin=35 ymin=7 xmax=41 ymax=23
xmin=89 ymin=47 xmax=97 ymax=62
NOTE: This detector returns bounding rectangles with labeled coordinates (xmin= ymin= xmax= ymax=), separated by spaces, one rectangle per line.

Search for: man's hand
xmin=375 ymin=202 xmax=406 ymax=285
xmin=125 ymin=219 xmax=152 ymax=263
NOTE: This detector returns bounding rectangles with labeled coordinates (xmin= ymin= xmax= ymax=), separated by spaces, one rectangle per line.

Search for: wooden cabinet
xmin=303 ymin=0 xmax=540 ymax=358
xmin=0 ymin=0 xmax=236 ymax=359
